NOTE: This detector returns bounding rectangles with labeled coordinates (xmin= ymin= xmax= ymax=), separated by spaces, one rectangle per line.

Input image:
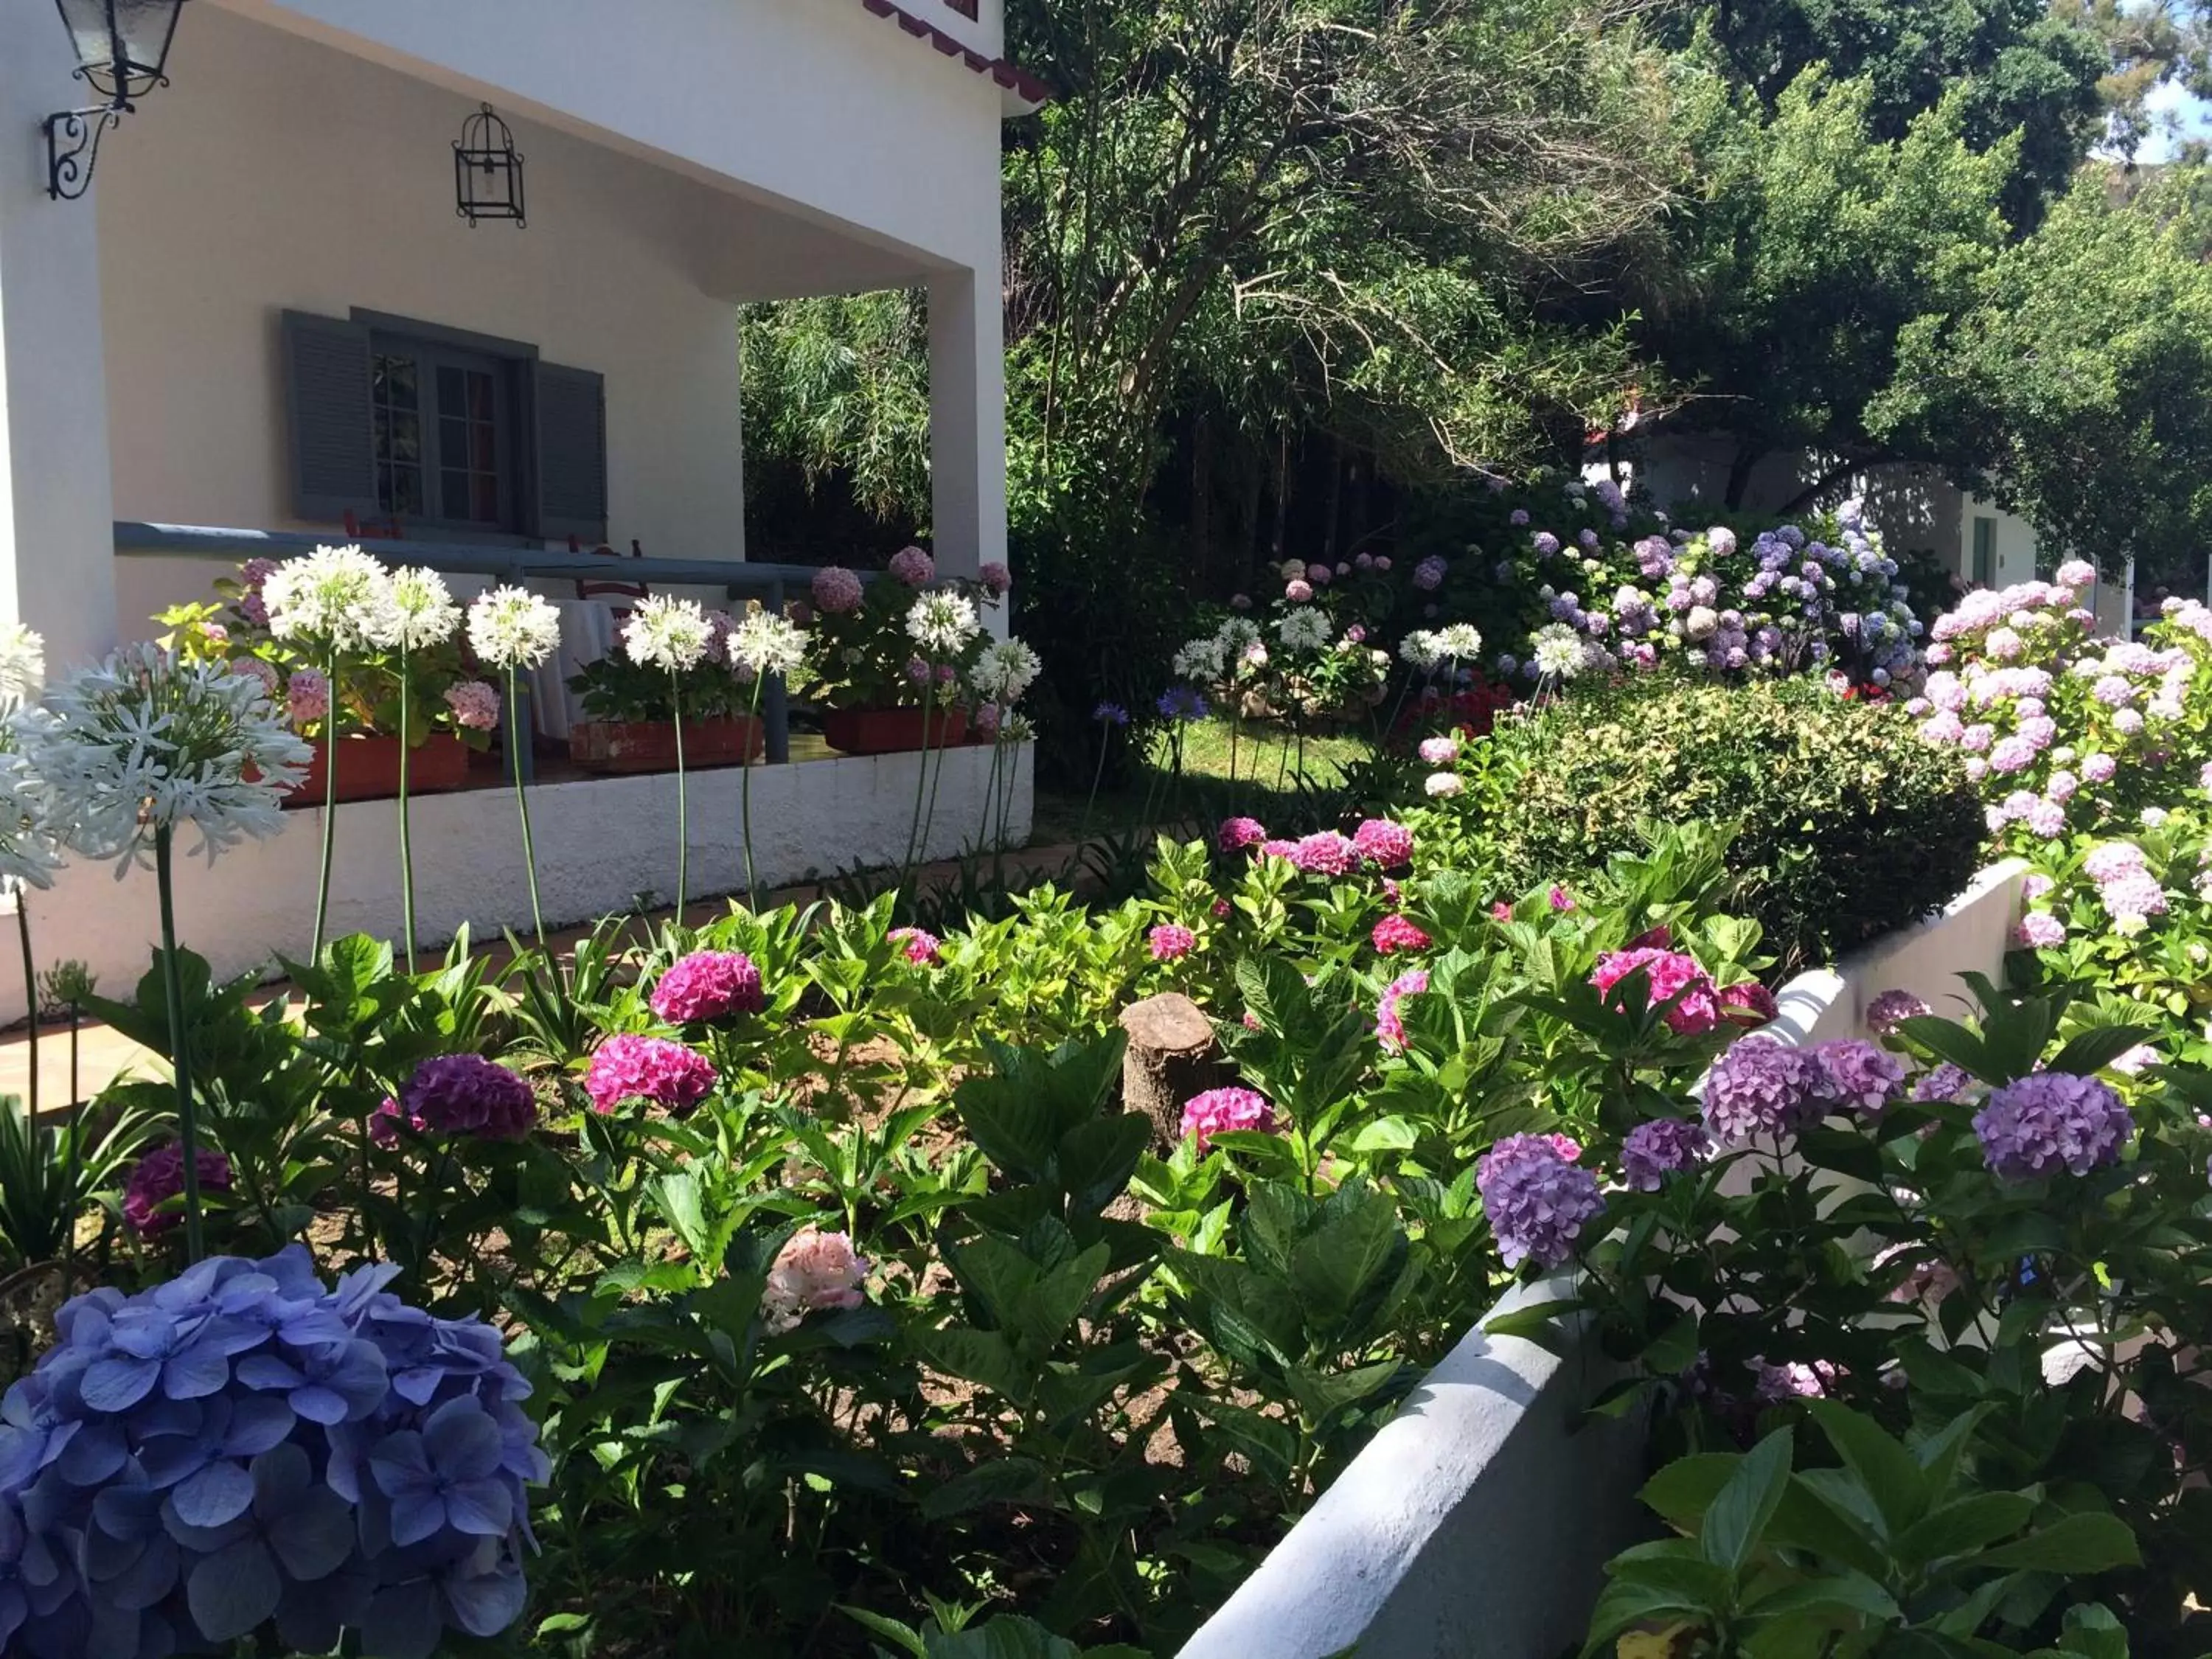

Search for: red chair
xmin=572 ymin=535 xmax=650 ymax=605
xmin=344 ymin=509 xmax=406 ymax=542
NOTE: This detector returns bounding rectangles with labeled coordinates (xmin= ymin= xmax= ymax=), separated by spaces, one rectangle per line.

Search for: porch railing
xmin=113 ymin=521 xmax=869 ymax=776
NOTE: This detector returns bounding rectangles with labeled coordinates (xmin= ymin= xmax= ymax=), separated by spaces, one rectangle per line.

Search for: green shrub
xmin=1477 ymin=677 xmax=1983 ymax=970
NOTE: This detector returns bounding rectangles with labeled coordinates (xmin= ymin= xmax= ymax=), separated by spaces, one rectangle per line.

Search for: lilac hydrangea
xmin=0 ymin=1248 xmax=543 ymax=1658
xmin=1864 ymin=990 xmax=1928 ymax=1035
xmin=1809 ymin=1040 xmax=1907 ymax=1116
xmin=1972 ymin=1073 xmax=2132 ymax=1182
xmin=1477 ymin=1137 xmax=1603 ymax=1269
xmin=1701 ymin=1036 xmax=1826 ymax=1145
xmin=1621 ymin=1119 xmax=1711 ymax=1191
xmin=1910 ymin=1062 xmax=1972 ymax=1104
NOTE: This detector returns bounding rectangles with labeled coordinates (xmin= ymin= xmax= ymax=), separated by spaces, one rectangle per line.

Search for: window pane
xmin=437 ymin=365 xmax=464 ymax=416
xmin=390 ymin=414 xmax=420 ymax=465
xmin=471 ymin=422 xmax=495 ymax=471
xmin=467 ymin=372 xmax=495 ymax=421
xmin=442 ymin=469 xmax=470 ymax=521
xmin=374 ymin=355 xmax=417 ymax=411
xmin=472 ymin=473 xmax=500 ymax=522
xmin=391 ymin=465 xmax=422 ymax=518
xmin=439 ymin=415 xmax=467 ymax=469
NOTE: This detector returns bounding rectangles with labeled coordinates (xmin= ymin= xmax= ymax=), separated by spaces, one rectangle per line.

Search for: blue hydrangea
xmin=0 ymin=1248 xmax=544 ymax=1659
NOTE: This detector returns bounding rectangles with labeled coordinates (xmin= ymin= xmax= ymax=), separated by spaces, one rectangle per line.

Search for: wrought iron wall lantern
xmin=44 ymin=0 xmax=189 ymax=201
xmin=453 ymin=103 xmax=526 ymax=229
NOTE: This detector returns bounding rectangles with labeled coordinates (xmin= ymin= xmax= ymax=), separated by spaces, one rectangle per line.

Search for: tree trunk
xmin=1119 ymin=992 xmax=1225 ymax=1150
xmin=1724 ymin=442 xmax=1762 ymax=512
xmin=1269 ymin=428 xmax=1293 ymax=567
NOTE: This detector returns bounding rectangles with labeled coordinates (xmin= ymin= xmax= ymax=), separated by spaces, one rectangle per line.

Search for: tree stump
xmin=1119 ymin=992 xmax=1226 ymax=1150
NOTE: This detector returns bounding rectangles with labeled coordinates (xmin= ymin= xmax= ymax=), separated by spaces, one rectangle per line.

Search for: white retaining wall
xmin=1175 ymin=858 xmax=2030 ymax=1659
xmin=8 ymin=745 xmax=1031 ymax=1022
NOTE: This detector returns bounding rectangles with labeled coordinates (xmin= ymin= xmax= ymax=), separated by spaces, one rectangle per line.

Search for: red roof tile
xmin=857 ymin=0 xmax=1050 ymax=110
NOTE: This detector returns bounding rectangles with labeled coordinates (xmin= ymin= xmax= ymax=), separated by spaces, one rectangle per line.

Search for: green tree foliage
xmin=1630 ymin=69 xmax=2020 ymax=509
xmin=1877 ymin=170 xmax=2212 ymax=580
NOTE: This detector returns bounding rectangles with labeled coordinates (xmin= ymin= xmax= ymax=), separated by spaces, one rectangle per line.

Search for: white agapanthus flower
xmin=365 ymin=566 xmax=462 ymax=654
xmin=1399 ymin=630 xmax=1443 ymax=672
xmin=622 ymin=594 xmax=715 ymax=673
xmin=1214 ymin=617 xmax=1262 ymax=658
xmin=972 ymin=637 xmax=1043 ymax=704
xmin=33 ymin=644 xmax=310 ymax=873
xmin=1001 ymin=711 xmax=1036 ymax=743
xmin=1433 ymin=622 xmax=1483 ymax=660
xmin=1277 ymin=608 xmax=1331 ymax=653
xmin=467 ymin=586 xmax=564 ymax=670
xmin=1172 ymin=636 xmax=1228 ymax=683
xmin=0 ymin=732 xmax=63 ymax=891
xmin=0 ymin=625 xmax=45 ymax=712
xmin=1531 ymin=623 xmax=1585 ymax=680
xmin=261 ymin=544 xmax=393 ymax=653
xmin=728 ymin=610 xmax=809 ymax=681
xmin=906 ymin=591 xmax=981 ymax=658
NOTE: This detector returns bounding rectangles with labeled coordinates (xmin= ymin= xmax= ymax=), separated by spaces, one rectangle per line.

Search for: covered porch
xmin=0 ymin=0 xmax=1030 ymax=1015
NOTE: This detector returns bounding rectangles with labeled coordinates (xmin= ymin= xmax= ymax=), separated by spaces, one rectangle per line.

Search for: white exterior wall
xmin=1958 ymin=493 xmax=2040 ymax=590
xmin=1178 ymin=861 xmax=2030 ymax=1659
xmin=9 ymin=745 xmax=1032 ymax=1024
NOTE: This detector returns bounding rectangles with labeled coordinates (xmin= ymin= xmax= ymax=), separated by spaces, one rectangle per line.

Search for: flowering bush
xmin=801 ymin=546 xmax=1004 ymax=711
xmin=0 ymin=1247 xmax=543 ymax=1658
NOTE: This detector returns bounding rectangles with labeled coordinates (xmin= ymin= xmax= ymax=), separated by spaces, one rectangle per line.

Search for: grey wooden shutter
xmin=281 ymin=310 xmax=377 ymax=522
xmin=532 ymin=362 xmax=608 ymax=543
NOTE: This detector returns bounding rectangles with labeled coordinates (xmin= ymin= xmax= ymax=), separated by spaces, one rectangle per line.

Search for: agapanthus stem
xmin=1078 ymin=728 xmax=1110 ymax=846
xmin=672 ymin=672 xmax=689 ymax=928
xmin=900 ymin=678 xmax=936 ymax=885
xmin=311 ymin=647 xmax=340 ymax=963
xmin=741 ymin=674 xmax=763 ymax=910
xmin=507 ymin=667 xmax=547 ymax=950
xmin=397 ymin=651 xmax=417 ymax=975
xmin=154 ymin=829 xmax=206 ymax=1263
xmin=13 ymin=893 xmax=35 ymax=1124
xmin=919 ymin=700 xmax=953 ymax=865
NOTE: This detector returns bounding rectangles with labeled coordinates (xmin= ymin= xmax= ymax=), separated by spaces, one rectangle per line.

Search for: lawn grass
xmin=1032 ymin=717 xmax=1377 ymax=846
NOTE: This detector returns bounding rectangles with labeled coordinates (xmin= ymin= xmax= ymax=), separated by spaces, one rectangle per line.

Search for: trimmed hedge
xmin=1478 ymin=678 xmax=1983 ymax=970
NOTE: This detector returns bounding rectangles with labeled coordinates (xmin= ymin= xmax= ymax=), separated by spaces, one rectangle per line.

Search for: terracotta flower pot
xmin=568 ymin=715 xmax=765 ymax=773
xmin=821 ymin=706 xmax=968 ymax=756
xmin=282 ymin=734 xmax=470 ymax=809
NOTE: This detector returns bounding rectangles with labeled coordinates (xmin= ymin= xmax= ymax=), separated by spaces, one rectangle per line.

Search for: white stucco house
xmin=0 ymin=0 xmax=1035 ymax=1017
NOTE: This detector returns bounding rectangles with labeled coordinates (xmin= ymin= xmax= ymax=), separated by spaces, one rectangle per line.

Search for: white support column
xmin=928 ymin=262 xmax=1006 ymax=588
xmin=0 ymin=6 xmax=119 ymax=671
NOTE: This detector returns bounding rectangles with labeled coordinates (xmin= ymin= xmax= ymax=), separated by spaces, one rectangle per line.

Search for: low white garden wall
xmin=8 ymin=744 xmax=1032 ymax=1022
xmin=1175 ymin=858 xmax=2030 ymax=1659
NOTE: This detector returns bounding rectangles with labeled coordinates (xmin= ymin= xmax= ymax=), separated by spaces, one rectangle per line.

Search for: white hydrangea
xmin=364 ymin=566 xmax=462 ymax=654
xmin=622 ymin=595 xmax=716 ymax=673
xmin=728 ymin=610 xmax=809 ymax=681
xmin=261 ymin=544 xmax=393 ymax=653
xmin=1433 ymin=622 xmax=1483 ymax=660
xmin=971 ymin=636 xmax=1043 ymax=704
xmin=467 ymin=586 xmax=564 ymax=670
xmin=1531 ymin=623 xmax=1585 ymax=680
xmin=0 ymin=625 xmax=44 ymax=712
xmin=905 ymin=591 xmax=981 ymax=658
xmin=1276 ymin=608 xmax=1332 ymax=653
xmin=32 ymin=644 xmax=310 ymax=872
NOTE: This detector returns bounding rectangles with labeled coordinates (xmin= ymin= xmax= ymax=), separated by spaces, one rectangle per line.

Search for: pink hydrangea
xmin=891 ymin=927 xmax=941 ymax=964
xmin=1148 ymin=923 xmax=1197 ymax=961
xmin=1417 ymin=736 xmax=1460 ymax=765
xmin=1290 ymin=832 xmax=1358 ymax=877
xmin=1180 ymin=1086 xmax=1276 ymax=1152
xmin=1548 ymin=885 xmax=1575 ymax=913
xmin=286 ymin=669 xmax=330 ymax=725
xmin=762 ymin=1226 xmax=871 ymax=1333
xmin=1589 ymin=948 xmax=1719 ymax=1035
xmin=1285 ymin=580 xmax=1315 ymax=603
xmin=979 ymin=561 xmax=1013 ymax=597
xmin=888 ymin=546 xmax=936 ymax=586
xmin=812 ymin=566 xmax=865 ymax=614
xmin=2014 ymin=911 xmax=2067 ymax=949
xmin=443 ymin=679 xmax=502 ymax=731
xmin=230 ymin=658 xmax=279 ymax=697
xmin=2081 ymin=752 xmax=2118 ymax=784
xmin=1351 ymin=819 xmax=1414 ymax=870
xmin=2084 ymin=842 xmax=2148 ymax=883
xmin=1259 ymin=838 xmax=1300 ymax=860
xmin=1217 ymin=816 xmax=1268 ymax=853
xmin=584 ymin=1034 xmax=717 ymax=1116
xmin=1377 ymin=968 xmax=1430 ymax=1051
xmin=650 ymin=951 xmax=766 ymax=1023
xmin=1372 ymin=915 xmax=1431 ymax=955
xmin=123 ymin=1144 xmax=234 ymax=1236
xmin=1721 ymin=982 xmax=1778 ymax=1027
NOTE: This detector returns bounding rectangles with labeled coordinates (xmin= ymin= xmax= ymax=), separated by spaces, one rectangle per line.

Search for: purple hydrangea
xmin=0 ymin=1248 xmax=543 ymax=1658
xmin=1478 ymin=1138 xmax=1604 ymax=1269
xmin=1701 ymin=1036 xmax=1826 ymax=1145
xmin=1865 ymin=990 xmax=1929 ymax=1035
xmin=396 ymin=1054 xmax=538 ymax=1141
xmin=1972 ymin=1073 xmax=2132 ymax=1182
xmin=124 ymin=1144 xmax=236 ymax=1237
xmin=1621 ymin=1119 xmax=1711 ymax=1191
xmin=1910 ymin=1062 xmax=1972 ymax=1104
xmin=1809 ymin=1040 xmax=1907 ymax=1116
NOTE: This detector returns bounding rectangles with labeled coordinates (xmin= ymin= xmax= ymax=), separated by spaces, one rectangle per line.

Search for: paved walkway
xmin=0 ymin=840 xmax=1091 ymax=1111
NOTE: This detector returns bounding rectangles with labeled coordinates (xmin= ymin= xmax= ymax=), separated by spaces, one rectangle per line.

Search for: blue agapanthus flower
xmin=0 ymin=1247 xmax=544 ymax=1659
xmin=1157 ymin=687 xmax=1208 ymax=722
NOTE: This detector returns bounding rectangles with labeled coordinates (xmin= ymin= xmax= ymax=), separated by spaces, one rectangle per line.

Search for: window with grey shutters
xmin=282 ymin=309 xmax=606 ymax=543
